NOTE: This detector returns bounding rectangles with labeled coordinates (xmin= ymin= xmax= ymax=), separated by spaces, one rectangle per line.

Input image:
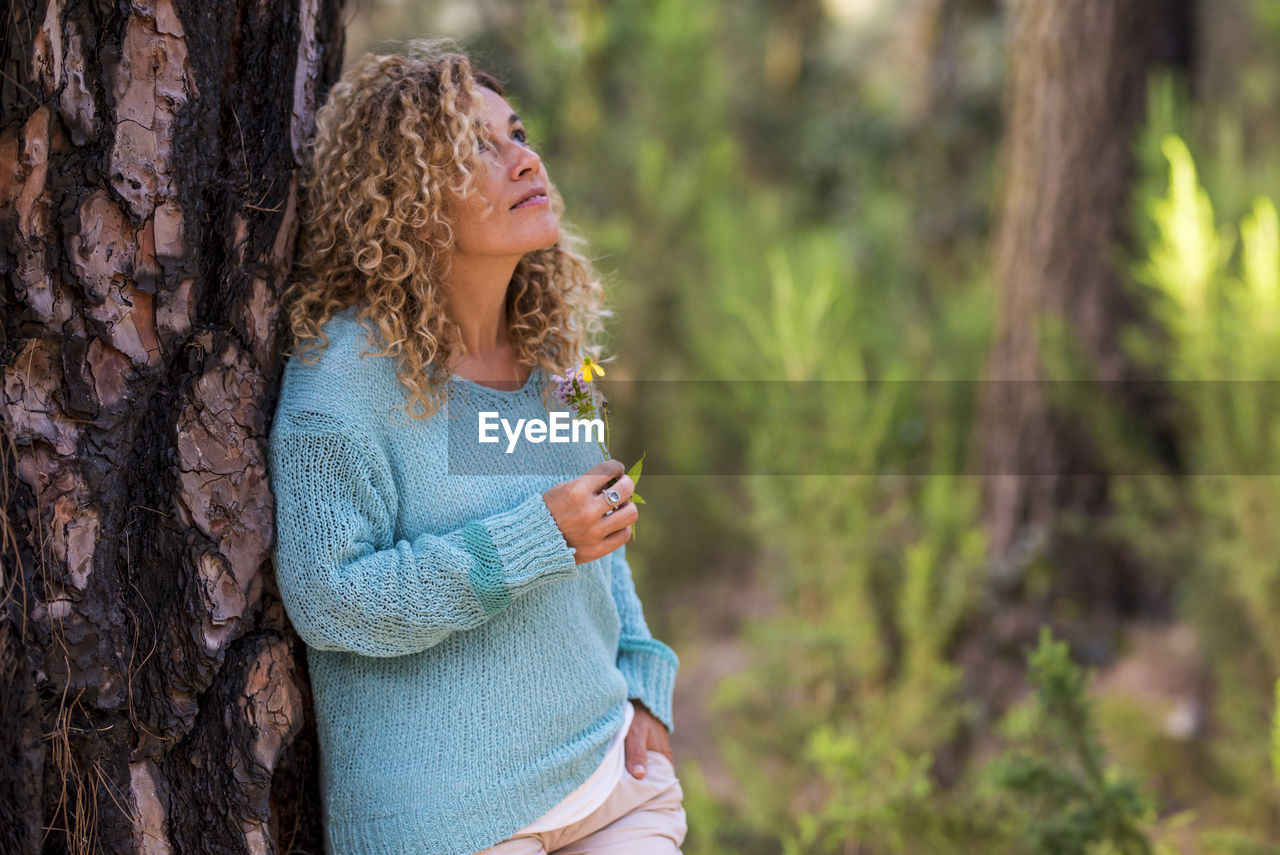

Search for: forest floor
xmin=663 ymin=559 xmax=779 ymax=803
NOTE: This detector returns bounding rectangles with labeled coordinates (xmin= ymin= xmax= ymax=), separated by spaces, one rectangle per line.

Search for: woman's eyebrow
xmin=508 ymin=113 xmax=522 ymax=125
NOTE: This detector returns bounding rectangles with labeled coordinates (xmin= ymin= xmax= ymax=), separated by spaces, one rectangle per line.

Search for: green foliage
xmin=710 ymin=56 xmax=998 ymax=834
xmin=983 ymin=630 xmax=1155 ymax=855
xmin=689 ymin=174 xmax=994 ymax=851
xmin=1113 ymin=98 xmax=1280 ymax=846
xmin=1130 ymin=130 xmax=1280 ymax=664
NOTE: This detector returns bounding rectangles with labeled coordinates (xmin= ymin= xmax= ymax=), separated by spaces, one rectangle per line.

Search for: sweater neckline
xmin=449 ymin=365 xmax=543 ymax=397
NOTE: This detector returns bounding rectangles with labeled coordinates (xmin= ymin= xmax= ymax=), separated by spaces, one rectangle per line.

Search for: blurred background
xmin=346 ymin=2 xmax=1280 ymax=852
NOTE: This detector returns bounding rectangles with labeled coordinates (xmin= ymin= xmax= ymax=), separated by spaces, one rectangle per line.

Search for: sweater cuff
xmin=466 ymin=491 xmax=577 ymax=612
xmin=618 ymin=638 xmax=679 ymax=733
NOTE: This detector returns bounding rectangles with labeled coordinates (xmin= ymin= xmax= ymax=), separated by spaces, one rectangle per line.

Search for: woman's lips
xmin=511 ymin=194 xmax=549 ymax=210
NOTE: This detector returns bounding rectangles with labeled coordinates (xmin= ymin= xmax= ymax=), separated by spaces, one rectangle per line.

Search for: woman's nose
xmin=509 ymin=143 xmax=541 ymax=179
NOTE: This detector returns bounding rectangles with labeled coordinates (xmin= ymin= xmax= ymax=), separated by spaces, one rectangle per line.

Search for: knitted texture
xmin=268 ymin=311 xmax=679 ymax=855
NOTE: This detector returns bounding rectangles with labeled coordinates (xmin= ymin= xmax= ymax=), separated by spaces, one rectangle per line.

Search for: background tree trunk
xmin=975 ymin=0 xmax=1194 ymax=628
xmin=1 ymin=2 xmax=342 ymax=853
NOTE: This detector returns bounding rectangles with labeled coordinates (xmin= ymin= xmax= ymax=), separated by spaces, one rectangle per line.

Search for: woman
xmin=268 ymin=41 xmax=685 ymax=855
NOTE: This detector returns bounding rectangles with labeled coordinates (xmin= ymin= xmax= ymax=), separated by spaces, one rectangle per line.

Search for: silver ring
xmin=603 ymin=488 xmax=622 ymax=509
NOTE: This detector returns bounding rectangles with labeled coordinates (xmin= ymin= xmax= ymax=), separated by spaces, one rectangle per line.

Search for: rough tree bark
xmin=975 ymin=0 xmax=1193 ymax=620
xmin=1 ymin=2 xmax=343 ymax=853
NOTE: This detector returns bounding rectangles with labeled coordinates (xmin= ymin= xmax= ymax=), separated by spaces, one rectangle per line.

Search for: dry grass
xmin=41 ymin=684 xmax=101 ymax=854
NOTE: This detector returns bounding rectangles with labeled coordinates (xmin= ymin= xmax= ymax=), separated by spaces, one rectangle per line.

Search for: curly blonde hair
xmin=287 ymin=39 xmax=606 ymax=418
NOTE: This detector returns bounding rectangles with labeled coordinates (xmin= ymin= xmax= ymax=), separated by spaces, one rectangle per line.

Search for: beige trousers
xmin=473 ymin=751 xmax=687 ymax=855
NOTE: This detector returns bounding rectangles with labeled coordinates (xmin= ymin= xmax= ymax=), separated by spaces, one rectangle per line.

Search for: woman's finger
xmin=624 ymin=722 xmax=649 ymax=779
xmin=582 ymin=459 xmax=625 ymax=494
xmin=598 ymin=505 xmax=638 ymax=540
xmin=597 ymin=474 xmax=634 ymax=513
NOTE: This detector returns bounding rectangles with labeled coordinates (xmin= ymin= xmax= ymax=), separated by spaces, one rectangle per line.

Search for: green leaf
xmin=631 ymin=492 xmax=646 ymax=504
xmin=626 ymin=452 xmax=646 ymax=486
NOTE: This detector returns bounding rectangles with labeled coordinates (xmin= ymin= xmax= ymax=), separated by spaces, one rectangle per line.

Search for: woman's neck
xmin=444 ymin=255 xmax=520 ymax=360
xmin=443 ymin=254 xmax=530 ymax=386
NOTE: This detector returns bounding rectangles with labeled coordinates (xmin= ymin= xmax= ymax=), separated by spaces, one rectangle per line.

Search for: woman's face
xmin=447 ymin=86 xmax=559 ymax=262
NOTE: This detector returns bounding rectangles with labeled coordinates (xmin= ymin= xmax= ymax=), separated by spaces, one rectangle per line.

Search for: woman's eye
xmin=476 ymin=129 xmax=531 ymax=153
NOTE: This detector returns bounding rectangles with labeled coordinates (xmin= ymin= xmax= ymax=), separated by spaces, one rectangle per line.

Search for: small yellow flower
xmin=581 ymin=356 xmax=606 ymax=382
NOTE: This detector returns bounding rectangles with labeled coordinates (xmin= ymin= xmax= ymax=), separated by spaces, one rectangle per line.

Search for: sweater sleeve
xmin=269 ymin=427 xmax=579 ymax=657
xmin=609 ymin=543 xmax=679 ymax=732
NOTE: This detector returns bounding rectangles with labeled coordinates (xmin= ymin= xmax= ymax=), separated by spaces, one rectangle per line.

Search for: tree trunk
xmin=1 ymin=2 xmax=343 ymax=853
xmin=976 ymin=0 xmax=1193 ymax=621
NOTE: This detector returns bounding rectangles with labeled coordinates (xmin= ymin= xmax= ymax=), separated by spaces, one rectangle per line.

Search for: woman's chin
xmin=533 ymin=222 xmax=560 ymax=251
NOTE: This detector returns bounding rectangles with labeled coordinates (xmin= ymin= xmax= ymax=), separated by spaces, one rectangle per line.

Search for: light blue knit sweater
xmin=268 ymin=312 xmax=679 ymax=855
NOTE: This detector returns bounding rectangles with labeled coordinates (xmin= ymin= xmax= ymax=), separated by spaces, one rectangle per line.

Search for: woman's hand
xmin=542 ymin=459 xmax=638 ymax=565
xmin=624 ymin=700 xmax=672 ymax=779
